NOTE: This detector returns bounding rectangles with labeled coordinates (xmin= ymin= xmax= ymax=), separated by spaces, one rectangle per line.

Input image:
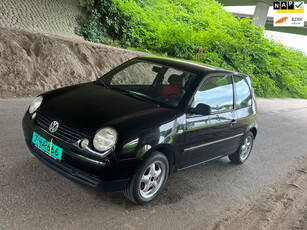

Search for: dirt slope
xmin=203 ymin=153 xmax=307 ymax=230
xmin=0 ymin=27 xmax=148 ymax=98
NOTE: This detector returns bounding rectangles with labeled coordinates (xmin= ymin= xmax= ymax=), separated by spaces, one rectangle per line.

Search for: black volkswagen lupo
xmin=23 ymin=56 xmax=258 ymax=204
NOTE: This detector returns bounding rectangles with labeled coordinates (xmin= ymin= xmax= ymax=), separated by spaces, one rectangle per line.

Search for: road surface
xmin=0 ymin=98 xmax=306 ymax=229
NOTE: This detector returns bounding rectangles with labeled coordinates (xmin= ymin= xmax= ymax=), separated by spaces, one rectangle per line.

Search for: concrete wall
xmin=0 ymin=0 xmax=84 ymax=38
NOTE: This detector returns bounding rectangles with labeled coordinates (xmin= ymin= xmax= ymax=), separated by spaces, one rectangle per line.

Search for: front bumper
xmin=22 ymin=111 xmax=141 ymax=192
xmin=26 ymin=140 xmax=129 ymax=192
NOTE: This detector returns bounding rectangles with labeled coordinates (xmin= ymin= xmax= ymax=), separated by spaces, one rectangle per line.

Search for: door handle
xmin=230 ymin=119 xmax=237 ymax=127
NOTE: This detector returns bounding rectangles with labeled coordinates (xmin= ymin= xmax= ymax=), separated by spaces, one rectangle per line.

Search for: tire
xmin=123 ymin=152 xmax=169 ymax=204
xmin=229 ymin=132 xmax=254 ymax=164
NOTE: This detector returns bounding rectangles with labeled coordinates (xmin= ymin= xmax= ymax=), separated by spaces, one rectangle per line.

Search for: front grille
xmin=36 ymin=113 xmax=83 ymax=143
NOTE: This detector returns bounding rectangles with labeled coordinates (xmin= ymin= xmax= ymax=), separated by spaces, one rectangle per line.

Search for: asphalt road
xmin=0 ymin=98 xmax=307 ymax=230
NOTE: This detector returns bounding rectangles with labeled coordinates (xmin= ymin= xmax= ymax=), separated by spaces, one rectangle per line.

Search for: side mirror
xmin=190 ymin=103 xmax=211 ymax=116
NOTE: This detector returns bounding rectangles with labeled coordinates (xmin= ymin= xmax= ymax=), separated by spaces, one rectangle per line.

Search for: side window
xmin=192 ymin=75 xmax=234 ymax=113
xmin=234 ymin=76 xmax=252 ymax=109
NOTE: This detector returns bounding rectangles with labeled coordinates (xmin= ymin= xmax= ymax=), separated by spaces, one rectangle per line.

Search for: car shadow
xmin=7 ymin=155 xmax=246 ymax=209
xmin=77 ymin=156 xmax=240 ymax=207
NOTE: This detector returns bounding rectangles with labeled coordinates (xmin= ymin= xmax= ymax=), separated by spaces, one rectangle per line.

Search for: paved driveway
xmin=0 ymin=98 xmax=306 ymax=229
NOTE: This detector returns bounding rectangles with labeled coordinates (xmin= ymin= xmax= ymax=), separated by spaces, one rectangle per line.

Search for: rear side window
xmin=234 ymin=76 xmax=252 ymax=109
xmin=192 ymin=75 xmax=234 ymax=113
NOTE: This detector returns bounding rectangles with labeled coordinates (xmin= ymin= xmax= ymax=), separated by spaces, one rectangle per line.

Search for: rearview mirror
xmin=152 ymin=66 xmax=163 ymax=73
xmin=190 ymin=103 xmax=211 ymax=116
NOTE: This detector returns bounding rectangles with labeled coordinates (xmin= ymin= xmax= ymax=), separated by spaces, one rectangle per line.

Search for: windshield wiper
xmin=113 ymin=88 xmax=159 ymax=107
xmin=129 ymin=92 xmax=160 ymax=107
xmin=94 ymin=81 xmax=110 ymax=89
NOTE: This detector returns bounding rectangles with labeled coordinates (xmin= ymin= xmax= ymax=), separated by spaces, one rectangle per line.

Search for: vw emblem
xmin=49 ymin=121 xmax=59 ymax=133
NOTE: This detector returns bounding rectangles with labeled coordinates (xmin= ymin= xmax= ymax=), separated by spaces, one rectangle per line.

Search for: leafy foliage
xmin=77 ymin=0 xmax=307 ymax=98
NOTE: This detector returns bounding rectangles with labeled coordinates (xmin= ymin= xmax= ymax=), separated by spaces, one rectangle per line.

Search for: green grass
xmin=76 ymin=0 xmax=307 ymax=99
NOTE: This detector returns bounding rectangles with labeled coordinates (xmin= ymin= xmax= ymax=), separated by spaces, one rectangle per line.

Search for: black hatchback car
xmin=23 ymin=56 xmax=258 ymax=204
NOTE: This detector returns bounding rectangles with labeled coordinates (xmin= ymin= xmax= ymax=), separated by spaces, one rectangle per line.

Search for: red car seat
xmin=160 ymin=74 xmax=185 ymax=100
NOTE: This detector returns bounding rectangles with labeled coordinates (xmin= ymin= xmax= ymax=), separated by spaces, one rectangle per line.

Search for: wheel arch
xmin=250 ymin=127 xmax=257 ymax=139
xmin=142 ymin=144 xmax=176 ymax=174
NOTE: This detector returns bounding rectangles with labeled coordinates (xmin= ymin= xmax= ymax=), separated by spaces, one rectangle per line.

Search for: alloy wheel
xmin=240 ymin=136 xmax=252 ymax=161
xmin=139 ymin=161 xmax=166 ymax=199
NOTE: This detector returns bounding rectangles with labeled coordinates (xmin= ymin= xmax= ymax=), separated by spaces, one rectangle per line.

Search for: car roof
xmin=136 ymin=56 xmax=246 ymax=77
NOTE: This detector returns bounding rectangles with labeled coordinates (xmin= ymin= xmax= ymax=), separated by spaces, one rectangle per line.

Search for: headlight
xmin=29 ymin=96 xmax=43 ymax=114
xmin=93 ymin=127 xmax=118 ymax=152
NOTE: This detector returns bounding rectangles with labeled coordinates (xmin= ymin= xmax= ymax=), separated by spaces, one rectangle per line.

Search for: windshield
xmin=97 ymin=60 xmax=196 ymax=107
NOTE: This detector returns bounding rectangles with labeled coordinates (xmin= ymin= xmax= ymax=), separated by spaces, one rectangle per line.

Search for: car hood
xmin=38 ymin=83 xmax=179 ymax=137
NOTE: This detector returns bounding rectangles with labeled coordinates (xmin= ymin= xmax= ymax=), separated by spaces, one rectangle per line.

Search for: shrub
xmin=77 ymin=0 xmax=307 ymax=98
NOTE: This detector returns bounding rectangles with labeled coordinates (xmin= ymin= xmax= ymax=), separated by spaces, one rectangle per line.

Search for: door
xmin=180 ymin=75 xmax=242 ymax=168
